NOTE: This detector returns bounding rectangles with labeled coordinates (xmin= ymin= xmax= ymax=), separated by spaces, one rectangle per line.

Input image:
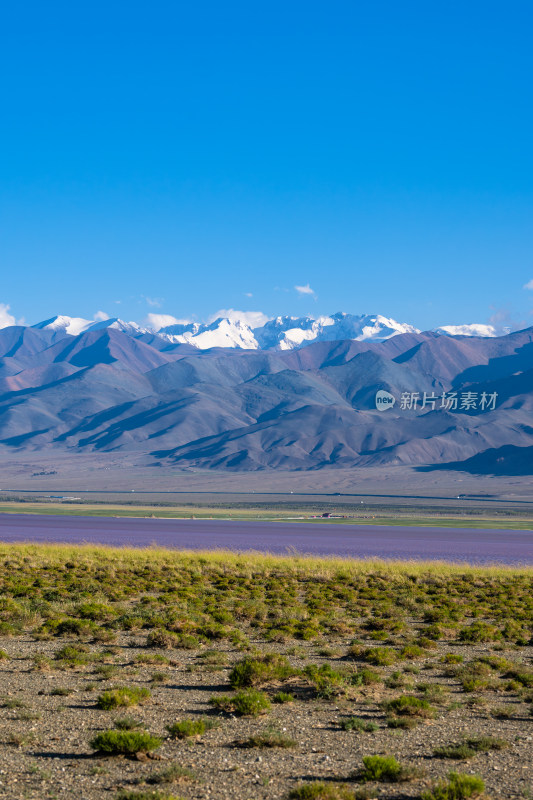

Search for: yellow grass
xmin=1 ymin=541 xmax=531 ymax=579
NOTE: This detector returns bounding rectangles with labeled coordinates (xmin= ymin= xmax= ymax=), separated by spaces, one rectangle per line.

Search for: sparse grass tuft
xmin=97 ymin=686 xmax=151 ymax=710
xmin=90 ymin=729 xmax=161 ymax=756
xmin=421 ymin=772 xmax=485 ymax=800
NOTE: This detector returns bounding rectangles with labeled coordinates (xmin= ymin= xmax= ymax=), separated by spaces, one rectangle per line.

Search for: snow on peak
xmin=434 ymin=324 xmax=498 ymax=338
xmin=31 ymin=315 xmax=95 ymax=336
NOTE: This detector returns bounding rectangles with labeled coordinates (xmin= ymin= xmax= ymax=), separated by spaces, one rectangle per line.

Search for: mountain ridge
xmin=18 ymin=311 xmax=506 ymax=352
xmin=0 ymin=321 xmax=532 ymax=473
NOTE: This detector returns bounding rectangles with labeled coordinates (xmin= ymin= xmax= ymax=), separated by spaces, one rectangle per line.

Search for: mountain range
xmin=0 ymin=312 xmax=532 ymax=474
xmin=28 ymin=312 xmax=500 ymax=351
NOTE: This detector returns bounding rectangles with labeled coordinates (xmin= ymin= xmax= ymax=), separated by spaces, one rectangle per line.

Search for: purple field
xmin=0 ymin=513 xmax=532 ymax=564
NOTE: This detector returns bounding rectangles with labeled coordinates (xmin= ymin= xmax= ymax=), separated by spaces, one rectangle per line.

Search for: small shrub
xmin=386 ymin=716 xmax=417 ymax=729
xmin=361 ymin=647 xmax=397 ymax=666
xmin=384 ymin=695 xmax=436 ymax=718
xmin=288 ymin=782 xmax=362 ymax=799
xmin=115 ymin=791 xmax=183 ymax=800
xmin=97 ymin=686 xmax=151 ymax=710
xmin=89 ymin=729 xmax=161 ymax=756
xmin=400 ymin=644 xmax=425 ymax=660
xmin=144 ymin=763 xmax=195 ymax=784
xmin=209 ymin=689 xmax=271 ymax=716
xmin=434 ymin=736 xmax=507 ymax=760
xmin=358 ymin=755 xmax=418 ymax=782
xmin=146 ymin=629 xmax=179 ymax=649
xmin=229 ymin=654 xmax=295 ymax=688
xmin=114 ymin=716 xmax=144 ymax=730
xmin=340 ymin=716 xmax=378 ymax=732
xmin=421 ymin=771 xmax=485 ymax=800
xmin=166 ymin=718 xmax=217 ymax=739
xmin=235 ymin=728 xmax=296 ymax=748
xmin=273 ymin=691 xmax=295 ymax=704
xmin=459 ymin=623 xmax=501 ymax=643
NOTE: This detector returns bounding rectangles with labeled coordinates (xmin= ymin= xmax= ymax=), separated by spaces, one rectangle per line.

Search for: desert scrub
xmin=97 ymin=686 xmax=151 ymax=710
xmin=142 ymin=763 xmax=195 ymax=784
xmin=229 ymin=653 xmax=295 ymax=688
xmin=115 ymin=792 xmax=184 ymax=800
xmin=288 ymin=783 xmax=363 ymax=799
xmin=357 ymin=755 xmax=419 ymax=782
xmin=210 ymin=688 xmax=271 ymax=716
xmin=273 ymin=691 xmax=295 ymax=703
xmin=339 ymin=716 xmax=378 ymax=732
xmin=458 ymin=622 xmax=501 ymax=643
xmin=434 ymin=736 xmax=507 ymax=760
xmin=360 ymin=646 xmax=397 ymax=666
xmin=421 ymin=772 xmax=485 ymax=800
xmin=90 ymin=729 xmax=162 ymax=756
xmin=166 ymin=718 xmax=218 ymax=739
xmin=54 ymin=644 xmax=91 ymax=666
xmin=114 ymin=716 xmax=145 ymax=730
xmin=303 ymin=663 xmax=349 ymax=698
xmin=235 ymin=727 xmax=297 ymax=748
xmin=384 ymin=694 xmax=437 ymax=718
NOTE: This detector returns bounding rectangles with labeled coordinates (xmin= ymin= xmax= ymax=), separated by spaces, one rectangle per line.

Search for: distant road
xmin=0 ymin=514 xmax=532 ymax=564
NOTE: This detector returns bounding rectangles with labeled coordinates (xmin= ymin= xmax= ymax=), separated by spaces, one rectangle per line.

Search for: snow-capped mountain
xmin=25 ymin=312 xmax=506 ymax=352
xmin=434 ymin=324 xmax=499 ymax=338
xmin=156 ymin=313 xmax=420 ymax=350
xmin=32 ymin=316 xmax=147 ymax=337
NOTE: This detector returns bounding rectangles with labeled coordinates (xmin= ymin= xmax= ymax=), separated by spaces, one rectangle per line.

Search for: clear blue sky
xmin=1 ymin=0 xmax=532 ymax=330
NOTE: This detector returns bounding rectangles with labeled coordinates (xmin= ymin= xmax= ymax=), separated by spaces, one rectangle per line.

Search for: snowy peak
xmin=434 ymin=324 xmax=499 ymax=338
xmin=28 ymin=312 xmax=505 ymax=352
xmin=31 ymin=315 xmax=95 ymax=336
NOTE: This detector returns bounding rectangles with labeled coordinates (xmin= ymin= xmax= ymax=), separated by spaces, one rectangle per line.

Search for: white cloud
xmin=523 ymin=279 xmax=533 ymax=290
xmin=244 ymin=292 xmax=253 ymax=298
xmin=145 ymin=313 xmax=190 ymax=331
xmin=294 ymin=283 xmax=316 ymax=297
xmin=93 ymin=310 xmax=110 ymax=321
xmin=0 ymin=303 xmax=16 ymax=329
xmin=144 ymin=296 xmax=163 ymax=307
xmin=208 ymin=308 xmax=270 ymax=328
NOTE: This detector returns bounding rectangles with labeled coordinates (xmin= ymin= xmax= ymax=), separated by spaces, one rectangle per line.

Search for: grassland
xmin=0 ymin=544 xmax=531 ymax=800
xmin=1 ymin=499 xmax=533 ymax=528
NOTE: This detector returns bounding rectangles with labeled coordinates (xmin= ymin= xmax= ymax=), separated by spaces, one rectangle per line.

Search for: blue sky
xmin=1 ymin=0 xmax=532 ymax=331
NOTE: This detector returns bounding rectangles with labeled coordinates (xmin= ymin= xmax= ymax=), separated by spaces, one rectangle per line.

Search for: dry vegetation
xmin=0 ymin=544 xmax=531 ymax=800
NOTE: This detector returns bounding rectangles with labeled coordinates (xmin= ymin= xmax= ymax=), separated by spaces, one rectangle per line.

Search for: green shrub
xmin=273 ymin=691 xmax=295 ymax=704
xmin=229 ymin=654 xmax=295 ymax=688
xmin=400 ymin=644 xmax=425 ymax=660
xmin=288 ymin=783 xmax=361 ymax=799
xmin=90 ymin=729 xmax=161 ymax=755
xmin=459 ymin=623 xmax=501 ymax=643
xmin=340 ymin=716 xmax=378 ymax=732
xmin=361 ymin=647 xmax=397 ymax=666
xmin=434 ymin=736 xmax=506 ymax=760
xmin=421 ymin=772 xmax=485 ymax=800
xmin=384 ymin=695 xmax=436 ymax=718
xmin=166 ymin=718 xmax=217 ymax=739
xmin=115 ymin=791 xmax=183 ymax=800
xmin=54 ymin=645 xmax=91 ymax=666
xmin=97 ymin=686 xmax=151 ymax=710
xmin=209 ymin=689 xmax=271 ymax=716
xmin=144 ymin=763 xmax=195 ymax=785
xmin=235 ymin=728 xmax=296 ymax=748
xmin=359 ymin=755 xmax=417 ymax=782
xmin=114 ymin=716 xmax=144 ymax=730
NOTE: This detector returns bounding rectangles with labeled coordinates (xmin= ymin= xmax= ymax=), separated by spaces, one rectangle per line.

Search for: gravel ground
xmin=0 ymin=633 xmax=531 ymax=800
